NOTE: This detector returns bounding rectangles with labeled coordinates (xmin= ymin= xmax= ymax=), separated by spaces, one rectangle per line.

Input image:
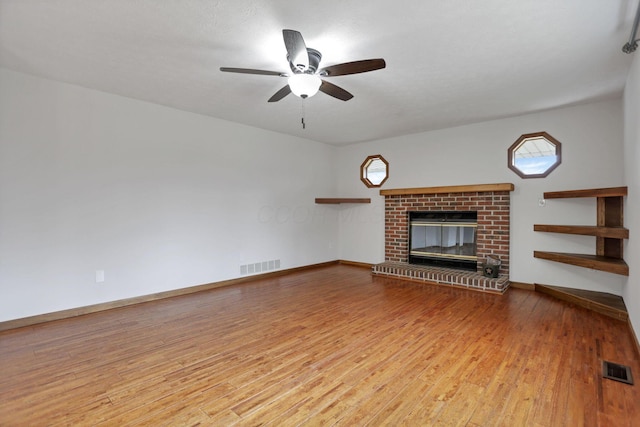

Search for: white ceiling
xmin=1 ymin=0 xmax=638 ymax=145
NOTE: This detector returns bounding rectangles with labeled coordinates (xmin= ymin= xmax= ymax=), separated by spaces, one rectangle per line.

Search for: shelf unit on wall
xmin=314 ymin=198 xmax=371 ymax=204
xmin=533 ymin=186 xmax=629 ymax=276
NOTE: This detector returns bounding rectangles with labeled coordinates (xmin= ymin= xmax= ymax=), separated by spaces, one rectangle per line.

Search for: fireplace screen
xmin=409 ymin=211 xmax=477 ymax=270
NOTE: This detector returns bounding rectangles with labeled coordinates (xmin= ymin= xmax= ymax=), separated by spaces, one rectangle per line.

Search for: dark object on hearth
xmin=482 ymin=255 xmax=501 ymax=278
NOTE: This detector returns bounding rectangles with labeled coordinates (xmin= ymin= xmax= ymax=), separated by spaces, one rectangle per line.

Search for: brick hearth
xmin=372 ymin=262 xmax=510 ymax=293
xmin=372 ymin=183 xmax=514 ymax=293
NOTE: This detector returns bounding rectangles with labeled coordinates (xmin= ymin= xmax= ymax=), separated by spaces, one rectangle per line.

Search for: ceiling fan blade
xmin=220 ymin=67 xmax=285 ymax=76
xmin=268 ymin=85 xmax=292 ymax=102
xmin=320 ymin=59 xmax=386 ymax=77
xmin=282 ymin=29 xmax=309 ymax=71
xmin=319 ymin=80 xmax=353 ymax=101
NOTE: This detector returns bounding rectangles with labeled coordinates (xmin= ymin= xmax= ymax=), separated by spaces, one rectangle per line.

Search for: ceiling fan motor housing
xmin=289 ymin=48 xmax=322 ymax=74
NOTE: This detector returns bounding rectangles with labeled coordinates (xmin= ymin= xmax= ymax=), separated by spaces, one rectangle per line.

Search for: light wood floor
xmin=1 ymin=265 xmax=639 ymax=426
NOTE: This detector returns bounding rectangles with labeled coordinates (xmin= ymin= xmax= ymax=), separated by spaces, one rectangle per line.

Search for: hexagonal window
xmin=360 ymin=154 xmax=389 ymax=188
xmin=508 ymin=132 xmax=561 ymax=179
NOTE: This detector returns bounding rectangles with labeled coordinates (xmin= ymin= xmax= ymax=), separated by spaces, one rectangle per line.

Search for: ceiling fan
xmin=220 ymin=29 xmax=386 ymax=102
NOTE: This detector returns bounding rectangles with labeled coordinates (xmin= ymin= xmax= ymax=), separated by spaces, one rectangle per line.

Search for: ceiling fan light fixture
xmin=221 ymin=30 xmax=385 ymax=102
xmin=288 ymin=73 xmax=321 ymax=98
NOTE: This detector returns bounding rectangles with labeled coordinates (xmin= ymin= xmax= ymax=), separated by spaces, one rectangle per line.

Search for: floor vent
xmin=602 ymin=361 xmax=634 ymax=385
xmin=240 ymin=259 xmax=281 ymax=276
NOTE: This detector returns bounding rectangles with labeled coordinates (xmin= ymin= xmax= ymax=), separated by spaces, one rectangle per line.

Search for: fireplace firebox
xmin=409 ymin=211 xmax=478 ymax=271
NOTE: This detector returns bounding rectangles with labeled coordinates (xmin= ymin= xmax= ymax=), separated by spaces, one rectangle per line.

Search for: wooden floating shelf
xmin=380 ymin=183 xmax=514 ymax=196
xmin=543 ymin=186 xmax=627 ymax=199
xmin=534 ymin=186 xmax=628 ymax=276
xmin=315 ymin=198 xmax=371 ymax=204
xmin=533 ymin=224 xmax=629 ymax=239
xmin=533 ymin=251 xmax=629 ymax=276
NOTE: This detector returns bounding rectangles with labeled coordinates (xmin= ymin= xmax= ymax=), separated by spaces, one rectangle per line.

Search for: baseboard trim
xmin=0 ymin=260 xmax=346 ymax=332
xmin=509 ymin=281 xmax=535 ymax=291
xmin=338 ymin=260 xmax=373 ymax=269
xmin=629 ymin=318 xmax=640 ymax=360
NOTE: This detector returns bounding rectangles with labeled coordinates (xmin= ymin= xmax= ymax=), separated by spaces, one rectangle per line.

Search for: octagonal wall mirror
xmin=508 ymin=131 xmax=562 ymax=179
xmin=361 ymin=154 xmax=389 ymax=188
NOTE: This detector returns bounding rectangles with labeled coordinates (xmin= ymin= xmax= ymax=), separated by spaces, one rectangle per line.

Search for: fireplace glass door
xmin=409 ymin=211 xmax=477 ymax=270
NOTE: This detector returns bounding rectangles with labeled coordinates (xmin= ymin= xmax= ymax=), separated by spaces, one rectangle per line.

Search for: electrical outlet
xmin=95 ymin=270 xmax=105 ymax=283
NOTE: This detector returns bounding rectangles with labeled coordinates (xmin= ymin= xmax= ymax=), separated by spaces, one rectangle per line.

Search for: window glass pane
xmin=366 ymin=159 xmax=387 ymax=185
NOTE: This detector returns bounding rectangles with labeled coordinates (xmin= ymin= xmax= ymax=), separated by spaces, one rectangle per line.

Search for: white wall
xmin=1 ymin=66 xmax=632 ymax=324
xmin=337 ymin=100 xmax=626 ymax=295
xmin=623 ymin=52 xmax=640 ymax=338
xmin=0 ymin=68 xmax=339 ymax=322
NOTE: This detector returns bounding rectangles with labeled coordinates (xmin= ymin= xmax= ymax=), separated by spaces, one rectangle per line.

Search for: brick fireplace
xmin=372 ymin=183 xmax=514 ymax=293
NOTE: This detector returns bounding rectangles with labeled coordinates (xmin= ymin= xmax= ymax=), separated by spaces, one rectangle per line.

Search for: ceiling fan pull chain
xmin=301 ymin=99 xmax=306 ymax=129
